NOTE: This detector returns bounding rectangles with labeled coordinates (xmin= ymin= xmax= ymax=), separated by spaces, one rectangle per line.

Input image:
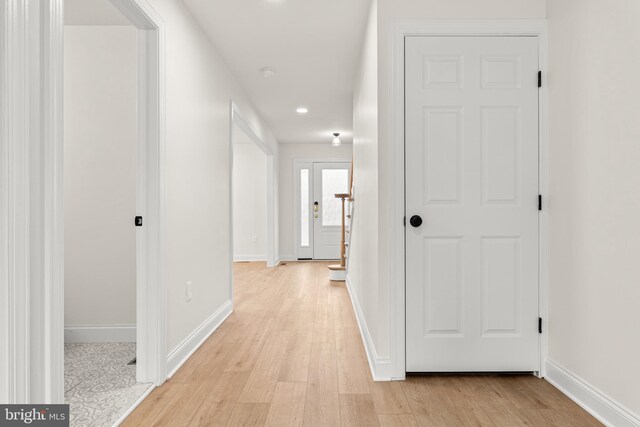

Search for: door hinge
xmin=538 ymin=71 xmax=542 ymax=88
xmin=135 ymin=216 xmax=143 ymax=227
xmin=538 ymin=317 xmax=543 ymax=334
xmin=403 ymin=216 xmax=406 ymax=227
xmin=538 ymin=195 xmax=542 ymax=211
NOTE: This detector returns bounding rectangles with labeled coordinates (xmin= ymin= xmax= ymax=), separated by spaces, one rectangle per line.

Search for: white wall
xmin=233 ymin=136 xmax=268 ymax=261
xmin=546 ymin=0 xmax=640 ymax=417
xmin=64 ymin=26 xmax=137 ymax=328
xmin=147 ymin=0 xmax=279 ymax=352
xmin=278 ymin=143 xmax=353 ymax=260
xmin=349 ymin=0 xmax=383 ymax=361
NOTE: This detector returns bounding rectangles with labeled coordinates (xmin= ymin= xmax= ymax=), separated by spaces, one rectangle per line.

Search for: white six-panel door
xmin=405 ymin=36 xmax=540 ymax=372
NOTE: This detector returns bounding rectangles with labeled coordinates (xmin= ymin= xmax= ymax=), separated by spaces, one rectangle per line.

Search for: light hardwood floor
xmin=123 ymin=262 xmax=601 ymax=427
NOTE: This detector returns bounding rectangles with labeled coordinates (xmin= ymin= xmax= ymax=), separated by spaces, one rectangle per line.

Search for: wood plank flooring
xmin=123 ymin=261 xmax=602 ymax=427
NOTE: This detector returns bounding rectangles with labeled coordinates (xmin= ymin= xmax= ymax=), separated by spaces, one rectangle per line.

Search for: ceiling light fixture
xmin=259 ymin=67 xmax=275 ymax=78
xmin=332 ymin=133 xmax=341 ymax=147
xmin=296 ymin=107 xmax=308 ymax=114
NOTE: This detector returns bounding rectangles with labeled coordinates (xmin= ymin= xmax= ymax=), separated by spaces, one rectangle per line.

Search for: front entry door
xmin=312 ymin=162 xmax=351 ymax=260
xmin=405 ymin=36 xmax=540 ymax=372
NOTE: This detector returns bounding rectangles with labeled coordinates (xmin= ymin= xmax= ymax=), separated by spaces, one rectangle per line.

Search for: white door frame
xmin=230 ymin=102 xmax=277 ymax=269
xmin=0 ymin=0 xmax=65 ymax=404
xmin=293 ymin=159 xmax=352 ymax=260
xmin=109 ymin=0 xmax=168 ymax=387
xmin=388 ymin=20 xmax=548 ymax=380
xmin=0 ymin=0 xmax=167 ymax=403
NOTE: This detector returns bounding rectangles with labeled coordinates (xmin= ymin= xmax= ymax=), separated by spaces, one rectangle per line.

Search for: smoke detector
xmin=259 ymin=67 xmax=276 ymax=78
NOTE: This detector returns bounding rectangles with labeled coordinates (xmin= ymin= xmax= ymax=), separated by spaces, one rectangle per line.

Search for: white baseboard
xmin=64 ymin=325 xmax=136 ymax=343
xmin=234 ymin=255 xmax=267 ymax=262
xmin=545 ymin=360 xmax=640 ymax=427
xmin=278 ymin=255 xmax=295 ymax=263
xmin=112 ymin=384 xmax=155 ymax=427
xmin=345 ymin=276 xmax=394 ymax=381
xmin=166 ymin=299 xmax=233 ymax=378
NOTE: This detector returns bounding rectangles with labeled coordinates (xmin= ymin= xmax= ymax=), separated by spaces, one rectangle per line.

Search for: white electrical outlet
xmin=186 ymin=281 xmax=193 ymax=302
xmin=250 ymin=235 xmax=257 ymax=243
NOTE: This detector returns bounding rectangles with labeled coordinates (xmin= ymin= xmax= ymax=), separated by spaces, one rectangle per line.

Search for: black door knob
xmin=409 ymin=215 xmax=423 ymax=228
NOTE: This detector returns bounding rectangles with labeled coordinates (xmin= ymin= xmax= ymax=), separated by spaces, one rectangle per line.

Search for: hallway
xmin=123 ymin=262 xmax=600 ymax=426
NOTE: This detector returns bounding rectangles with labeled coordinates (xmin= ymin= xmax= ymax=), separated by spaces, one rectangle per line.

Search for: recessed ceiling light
xmin=296 ymin=107 xmax=308 ymax=114
xmin=259 ymin=67 xmax=275 ymax=78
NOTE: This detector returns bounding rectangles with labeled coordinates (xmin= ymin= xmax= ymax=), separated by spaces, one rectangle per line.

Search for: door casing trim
xmin=0 ymin=0 xmax=65 ymax=403
xmin=109 ymin=0 xmax=168 ymax=388
xmin=389 ymin=19 xmax=548 ymax=380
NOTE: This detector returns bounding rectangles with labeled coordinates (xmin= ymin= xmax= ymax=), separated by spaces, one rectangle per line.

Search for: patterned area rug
xmin=64 ymin=343 xmax=151 ymax=427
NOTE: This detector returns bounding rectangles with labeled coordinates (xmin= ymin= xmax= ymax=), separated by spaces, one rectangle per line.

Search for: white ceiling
xmin=65 ymin=0 xmax=131 ymax=26
xmin=183 ymin=0 xmax=371 ymax=144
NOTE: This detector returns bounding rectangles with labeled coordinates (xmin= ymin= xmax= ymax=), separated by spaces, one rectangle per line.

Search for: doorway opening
xmin=60 ymin=0 xmax=166 ymax=421
xmin=294 ymin=161 xmax=352 ymax=260
xmin=63 ymin=1 xmax=149 ymax=423
xmin=229 ymin=103 xmax=277 ymax=300
xmin=232 ymin=126 xmax=268 ymax=263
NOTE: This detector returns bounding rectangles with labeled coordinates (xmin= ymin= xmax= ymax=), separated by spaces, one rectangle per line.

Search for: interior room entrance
xmin=63 ymin=13 xmax=146 ymax=427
